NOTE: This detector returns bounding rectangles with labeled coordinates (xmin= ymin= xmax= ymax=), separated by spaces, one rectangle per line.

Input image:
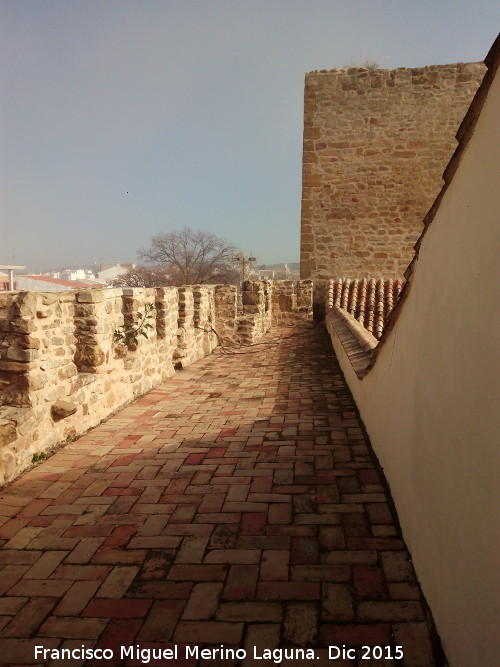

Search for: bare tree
xmin=139 ymin=227 xmax=238 ymax=285
xmin=111 ymin=266 xmax=171 ymax=288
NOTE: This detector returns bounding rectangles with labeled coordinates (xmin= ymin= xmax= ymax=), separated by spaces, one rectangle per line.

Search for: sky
xmin=1 ymin=1 xmax=498 ymax=272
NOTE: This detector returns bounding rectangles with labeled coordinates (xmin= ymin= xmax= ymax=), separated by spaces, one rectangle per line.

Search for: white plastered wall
xmin=327 ymin=70 xmax=499 ymax=666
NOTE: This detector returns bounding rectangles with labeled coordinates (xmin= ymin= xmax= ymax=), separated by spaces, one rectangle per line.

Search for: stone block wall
xmin=301 ymin=62 xmax=485 ymax=284
xmin=271 ymin=279 xmax=314 ymax=326
xmin=238 ymin=280 xmax=273 ymax=344
xmin=0 ymin=280 xmax=312 ymax=485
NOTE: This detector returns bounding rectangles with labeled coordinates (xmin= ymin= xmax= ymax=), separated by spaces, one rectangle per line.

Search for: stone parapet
xmin=0 ymin=280 xmax=312 ymax=485
xmin=272 ymin=279 xmax=313 ymax=326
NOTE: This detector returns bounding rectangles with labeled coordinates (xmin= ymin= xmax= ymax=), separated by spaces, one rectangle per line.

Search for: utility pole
xmin=233 ymin=252 xmax=256 ymax=288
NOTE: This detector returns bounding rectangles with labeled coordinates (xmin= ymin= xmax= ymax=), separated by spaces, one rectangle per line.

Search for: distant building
xmin=97 ymin=263 xmax=135 ymax=284
xmin=11 ymin=275 xmax=105 ymax=292
xmin=257 ymin=269 xmax=275 ymax=279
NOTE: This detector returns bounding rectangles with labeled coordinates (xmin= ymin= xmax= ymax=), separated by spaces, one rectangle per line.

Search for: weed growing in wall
xmin=114 ymin=303 xmax=155 ymax=347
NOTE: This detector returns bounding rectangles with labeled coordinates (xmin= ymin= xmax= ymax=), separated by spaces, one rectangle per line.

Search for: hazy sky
xmin=1 ymin=1 xmax=498 ymax=271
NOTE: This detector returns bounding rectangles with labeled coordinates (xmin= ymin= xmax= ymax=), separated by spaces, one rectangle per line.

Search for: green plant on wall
xmin=114 ymin=302 xmax=156 ymax=347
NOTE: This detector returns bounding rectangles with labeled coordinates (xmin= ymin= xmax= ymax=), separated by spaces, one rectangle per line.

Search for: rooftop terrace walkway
xmin=0 ymin=324 xmax=439 ymax=666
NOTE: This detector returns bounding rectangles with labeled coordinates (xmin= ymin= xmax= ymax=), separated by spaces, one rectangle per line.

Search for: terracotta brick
xmin=102 ymin=525 xmax=137 ymax=549
xmin=381 ymin=551 xmax=415 ymax=581
xmin=216 ymin=601 xmax=282 ymax=622
xmin=39 ymin=616 xmax=108 ymax=638
xmin=347 ymin=537 xmax=404 ymax=550
xmin=389 ymin=582 xmax=422 ymax=600
xmin=93 ymin=548 xmax=147 ymax=565
xmin=291 ymin=564 xmax=350 ymax=582
xmin=23 ymin=551 xmax=67 ymax=579
xmin=226 ymin=484 xmax=250 ymax=502
xmin=51 ymin=564 xmax=111 ymax=581
xmin=0 ymin=596 xmax=55 ymax=637
xmin=295 ymin=514 xmax=341 ymax=524
xmin=92 ymin=619 xmax=142 ymax=666
xmin=0 ymin=638 xmax=60 ymax=665
xmin=194 ymin=512 xmax=240 ymax=524
xmin=174 ymin=621 xmax=243 ymax=645
xmin=163 ymin=524 xmax=213 ymax=536
xmin=205 ymin=549 xmax=260 ymax=564
xmin=54 ymin=580 xmax=101 ymax=616
xmin=97 ymin=566 xmax=140 ymax=598
xmin=284 ymin=602 xmax=318 ymax=644
xmin=83 ymin=598 xmax=151 ymax=618
xmin=169 ymin=505 xmax=197 ymax=524
xmin=51 ymin=638 xmax=98 ymax=667
xmin=0 ymin=550 xmax=40 ymax=565
xmin=322 ymin=583 xmax=354 ymax=620
xmin=0 ymin=597 xmax=28 ymax=615
xmin=223 ymin=501 xmax=268 ymax=513
xmin=393 ymin=622 xmax=435 ymax=666
xmin=176 ymin=536 xmax=209 ymax=563
xmin=168 ymin=564 xmax=227 ymax=581
xmin=0 ymin=518 xmax=30 ymax=540
xmin=136 ymin=549 xmax=174 ymax=579
xmin=182 ymin=582 xmax=223 ymax=620
xmin=291 ymin=535 xmax=319 ymax=564
xmin=66 ymin=537 xmax=104 ymax=564
xmin=136 ymin=599 xmax=186 ymax=641
xmin=128 ymin=536 xmax=181 ymax=549
xmin=323 ymin=550 xmax=377 ymax=565
xmin=223 ymin=564 xmax=259 ymax=600
xmin=127 ymin=580 xmax=192 ymax=600
xmin=268 ymin=503 xmax=292 ymax=524
xmin=319 ymin=623 xmax=392 ymax=647
xmin=237 ymin=535 xmax=290 ymax=550
xmin=18 ymin=498 xmax=53 ymax=517
xmin=198 ymin=493 xmax=225 ymax=513
xmin=353 ymin=564 xmax=386 ymax=597
xmin=242 ymin=623 xmax=280 ymax=664
xmin=241 ymin=512 xmax=266 ymax=535
xmin=358 ymin=600 xmax=425 ymax=622
xmin=256 ymin=581 xmax=320 ymax=600
xmin=260 ymin=549 xmax=289 ymax=581
xmin=9 ymin=579 xmax=72 ymax=597
xmin=63 ymin=524 xmax=111 ymax=537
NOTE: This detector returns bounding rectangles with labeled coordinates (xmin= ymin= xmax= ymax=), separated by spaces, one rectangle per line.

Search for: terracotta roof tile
xmin=327 ymin=278 xmax=404 ymax=339
xmin=19 ymin=275 xmax=105 ymax=289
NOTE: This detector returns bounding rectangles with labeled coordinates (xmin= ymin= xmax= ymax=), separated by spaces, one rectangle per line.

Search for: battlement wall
xmin=0 ymin=281 xmax=312 ymax=485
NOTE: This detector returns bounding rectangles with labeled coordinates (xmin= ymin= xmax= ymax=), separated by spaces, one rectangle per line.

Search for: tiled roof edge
xmin=365 ymin=35 xmax=499 ymax=373
xmin=19 ymin=275 xmax=105 ymax=288
xmin=326 ymin=306 xmax=377 ymax=379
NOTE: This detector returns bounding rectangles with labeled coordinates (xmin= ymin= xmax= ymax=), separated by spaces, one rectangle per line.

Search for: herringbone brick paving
xmin=0 ymin=324 xmax=439 ymax=666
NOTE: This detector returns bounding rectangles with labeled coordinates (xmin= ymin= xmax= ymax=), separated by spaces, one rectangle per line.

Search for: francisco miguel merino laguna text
xmin=36 ymin=644 xmax=319 ymax=663
xmin=36 ymin=643 xmax=404 ymax=662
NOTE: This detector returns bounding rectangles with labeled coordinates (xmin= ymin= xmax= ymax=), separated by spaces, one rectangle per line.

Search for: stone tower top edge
xmin=305 ymin=61 xmax=485 ymax=77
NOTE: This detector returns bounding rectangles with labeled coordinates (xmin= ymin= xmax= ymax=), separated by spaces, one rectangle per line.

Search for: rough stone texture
xmin=50 ymin=400 xmax=78 ymax=420
xmin=214 ymin=285 xmax=239 ymax=344
xmin=300 ymin=62 xmax=485 ymax=288
xmin=0 ymin=282 xmax=312 ymax=485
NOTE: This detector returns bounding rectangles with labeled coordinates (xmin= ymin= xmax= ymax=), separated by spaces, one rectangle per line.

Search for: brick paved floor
xmin=0 ymin=324 xmax=441 ymax=666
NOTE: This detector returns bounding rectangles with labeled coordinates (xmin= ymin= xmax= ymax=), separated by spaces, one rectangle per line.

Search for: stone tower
xmin=300 ymin=62 xmax=485 ymax=292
